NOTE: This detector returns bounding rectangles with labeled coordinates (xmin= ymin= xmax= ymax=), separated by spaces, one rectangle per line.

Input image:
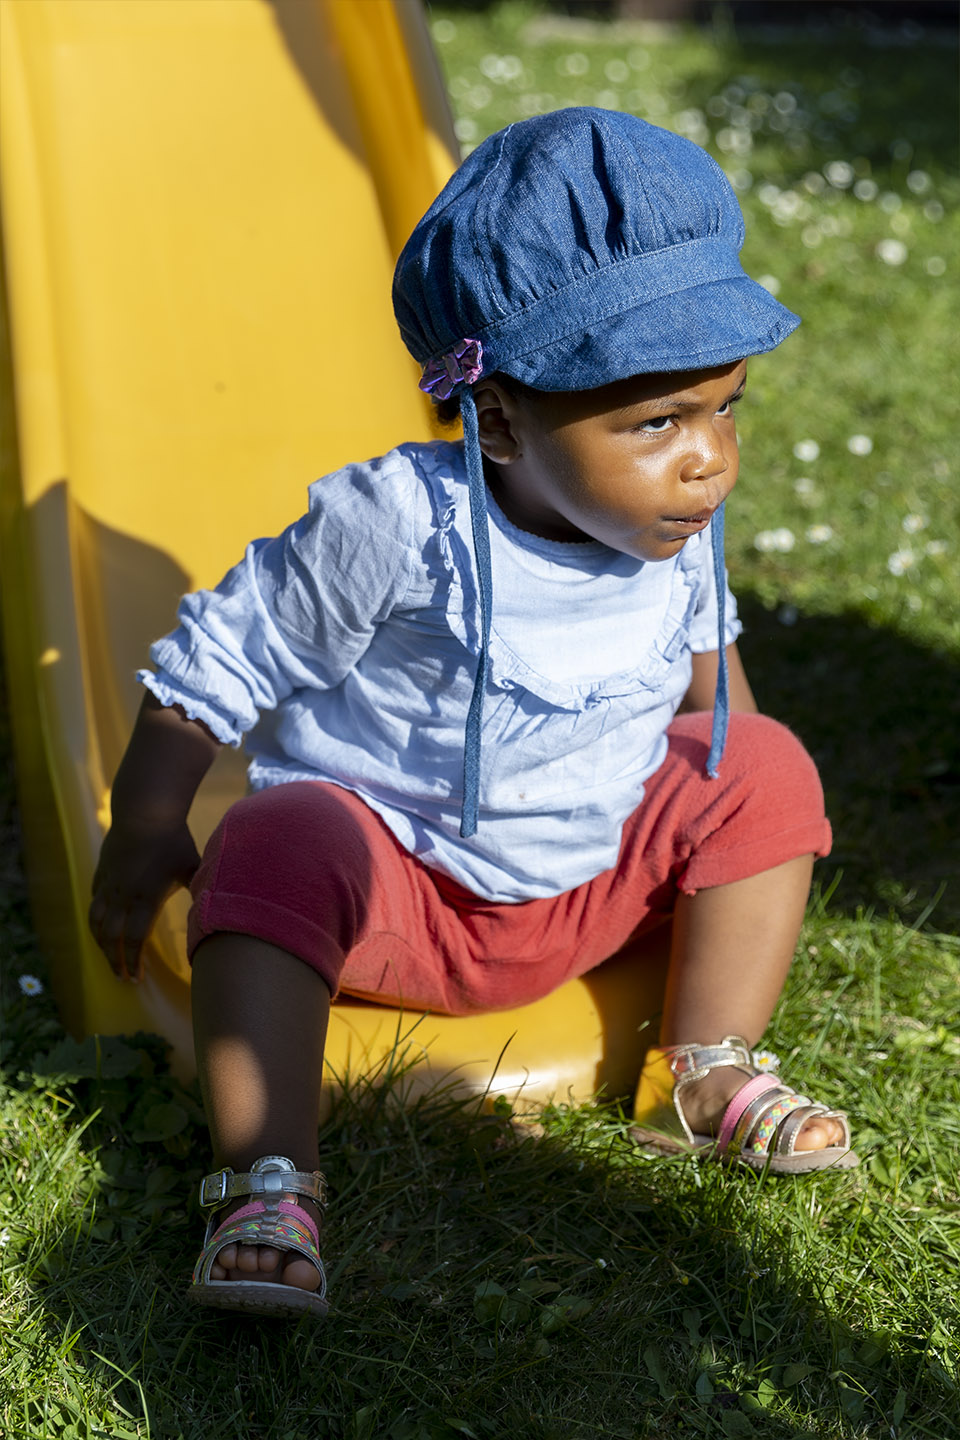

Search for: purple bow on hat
xmin=419 ymin=338 xmax=483 ymax=401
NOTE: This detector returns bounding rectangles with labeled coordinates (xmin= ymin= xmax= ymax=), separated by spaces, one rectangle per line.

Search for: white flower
xmin=876 ymin=239 xmax=908 ymax=266
xmin=793 ymin=440 xmax=820 ymax=462
xmin=431 ymin=18 xmax=456 ymax=44
xmin=604 ymin=59 xmax=630 ymax=84
xmin=824 ymin=160 xmax=854 ymax=188
xmin=757 ymin=274 xmax=781 ymax=295
xmin=716 ymin=127 xmax=753 ymax=157
xmin=847 ymin=434 xmax=873 ymax=455
xmin=902 ymin=514 xmax=928 ymax=533
xmin=806 ymin=524 xmax=834 ymax=544
xmin=925 ymin=539 xmax=948 ymax=557
xmin=906 ymin=169 xmax=931 ymax=194
xmin=801 ymin=226 xmax=822 ymax=249
xmin=853 ymin=178 xmax=878 ymax=201
xmin=926 ymin=257 xmax=946 ymax=277
xmin=754 ymin=528 xmax=795 ymax=553
xmin=887 ymin=548 xmax=915 ymax=576
xmin=18 ymin=974 xmax=43 ymax=996
xmin=794 ymin=476 xmax=816 ymax=496
xmin=0 ymin=1229 xmax=9 ymax=1247
xmin=751 ymin=1049 xmax=781 ymax=1070
xmin=454 ymin=117 xmax=478 ymax=143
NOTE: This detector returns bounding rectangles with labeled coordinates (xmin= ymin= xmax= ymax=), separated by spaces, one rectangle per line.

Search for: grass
xmin=2 ymin=4 xmax=959 ymax=1438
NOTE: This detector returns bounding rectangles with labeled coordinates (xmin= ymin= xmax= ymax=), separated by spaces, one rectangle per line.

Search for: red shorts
xmin=187 ymin=712 xmax=831 ymax=1015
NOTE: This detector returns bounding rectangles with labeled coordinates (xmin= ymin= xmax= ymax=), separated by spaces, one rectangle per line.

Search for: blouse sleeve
xmin=686 ymin=516 xmax=743 ymax=656
xmin=138 ymin=453 xmax=416 ymax=745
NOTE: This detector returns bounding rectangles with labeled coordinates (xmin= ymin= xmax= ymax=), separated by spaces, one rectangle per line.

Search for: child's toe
xmin=794 ymin=1114 xmax=846 ymax=1151
xmin=235 ymin=1243 xmax=265 ymax=1275
xmin=255 ymin=1245 xmax=283 ymax=1273
xmin=213 ymin=1242 xmax=239 ymax=1274
xmin=282 ymin=1254 xmax=323 ymax=1291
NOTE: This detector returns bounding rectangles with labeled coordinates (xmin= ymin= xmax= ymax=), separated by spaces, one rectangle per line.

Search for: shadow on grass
xmin=736 ymin=593 xmax=960 ymax=933
xmin=2 ymin=558 xmax=959 ymax=1435
xmin=7 ymin=1041 xmax=959 ymax=1440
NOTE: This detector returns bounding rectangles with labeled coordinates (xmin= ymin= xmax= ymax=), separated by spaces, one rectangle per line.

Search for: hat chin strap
xmin=705 ymin=499 xmax=730 ymax=778
xmin=459 ymin=386 xmax=492 ymax=839
xmin=456 ymin=394 xmax=730 ymax=838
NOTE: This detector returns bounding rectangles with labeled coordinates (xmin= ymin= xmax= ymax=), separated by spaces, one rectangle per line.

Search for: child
xmin=89 ymin=108 xmax=857 ymax=1320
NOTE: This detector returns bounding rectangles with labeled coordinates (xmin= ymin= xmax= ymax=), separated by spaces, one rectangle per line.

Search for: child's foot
xmin=680 ymin=1064 xmax=847 ymax=1151
xmin=207 ymin=1194 xmax=324 ymax=1291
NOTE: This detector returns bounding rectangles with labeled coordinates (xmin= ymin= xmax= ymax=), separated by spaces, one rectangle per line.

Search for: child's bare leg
xmin=191 ymin=934 xmax=330 ymax=1290
xmin=658 ymin=854 xmax=844 ymax=1151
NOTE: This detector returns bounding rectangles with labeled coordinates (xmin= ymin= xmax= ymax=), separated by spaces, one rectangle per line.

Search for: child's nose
xmin=679 ymin=427 xmax=732 ymax=485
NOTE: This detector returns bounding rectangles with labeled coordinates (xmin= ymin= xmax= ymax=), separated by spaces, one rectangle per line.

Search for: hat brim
xmin=498 ymin=275 xmax=799 ymax=390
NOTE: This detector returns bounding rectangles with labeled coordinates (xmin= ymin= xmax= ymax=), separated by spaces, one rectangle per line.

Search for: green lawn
xmin=2 ymin=4 xmax=958 ymax=1438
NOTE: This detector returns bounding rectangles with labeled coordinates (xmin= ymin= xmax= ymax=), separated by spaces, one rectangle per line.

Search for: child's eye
xmin=718 ymin=390 xmax=746 ymax=417
xmin=637 ymin=415 xmax=674 ymax=434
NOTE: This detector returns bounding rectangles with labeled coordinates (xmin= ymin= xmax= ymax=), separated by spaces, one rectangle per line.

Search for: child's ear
xmin=474 ymin=382 xmax=522 ymax=464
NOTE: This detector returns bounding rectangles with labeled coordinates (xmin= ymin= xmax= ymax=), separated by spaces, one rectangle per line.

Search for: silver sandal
xmin=631 ymin=1036 xmax=859 ymax=1173
xmin=188 ymin=1154 xmax=329 ymax=1316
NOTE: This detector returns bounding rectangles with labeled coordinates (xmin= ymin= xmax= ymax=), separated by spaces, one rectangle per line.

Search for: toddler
xmin=90 ymin=108 xmax=857 ymax=1320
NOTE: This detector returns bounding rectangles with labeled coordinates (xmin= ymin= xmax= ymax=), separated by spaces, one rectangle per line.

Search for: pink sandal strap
xmin=716 ymin=1074 xmax=781 ymax=1153
xmin=216 ymin=1198 xmax=321 ymax=1249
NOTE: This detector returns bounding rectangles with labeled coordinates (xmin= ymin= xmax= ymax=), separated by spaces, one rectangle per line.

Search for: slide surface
xmin=0 ymin=0 xmax=663 ymax=1105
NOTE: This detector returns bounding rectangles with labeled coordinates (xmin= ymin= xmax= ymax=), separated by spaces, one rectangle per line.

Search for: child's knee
xmin=728 ymin=713 xmax=825 ymax=818
xmin=187 ymin=783 xmax=377 ymax=978
xmin=677 ymin=713 xmax=831 ymax=894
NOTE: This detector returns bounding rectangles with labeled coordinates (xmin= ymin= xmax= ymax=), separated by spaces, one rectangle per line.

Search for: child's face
xmin=477 ymin=360 xmax=746 ymax=562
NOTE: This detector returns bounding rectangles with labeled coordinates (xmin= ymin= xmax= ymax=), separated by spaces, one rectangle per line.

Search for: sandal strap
xmin=715 ymin=1073 xmax=782 ymax=1152
xmin=192 ymin=1196 xmax=326 ymax=1294
xmin=720 ymin=1082 xmax=852 ymax=1158
xmin=217 ymin=1197 xmax=321 ymax=1250
xmin=666 ymin=1035 xmax=753 ymax=1081
xmin=776 ymin=1103 xmax=851 ymax=1155
xmin=199 ymin=1155 xmax=327 ymax=1212
xmin=732 ymin=1089 xmax=811 ymax=1156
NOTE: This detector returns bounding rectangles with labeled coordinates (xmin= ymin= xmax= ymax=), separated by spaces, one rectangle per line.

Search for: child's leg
xmin=191 ymin=934 xmax=331 ymax=1290
xmin=659 ymin=854 xmax=844 ymax=1150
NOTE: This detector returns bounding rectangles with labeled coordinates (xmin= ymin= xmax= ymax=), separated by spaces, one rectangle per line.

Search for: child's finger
xmin=123 ymin=902 xmax=159 ymax=984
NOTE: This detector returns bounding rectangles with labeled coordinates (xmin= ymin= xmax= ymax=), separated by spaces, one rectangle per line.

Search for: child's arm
xmin=679 ymin=642 xmax=758 ymax=715
xmin=88 ymin=692 xmax=222 ymax=984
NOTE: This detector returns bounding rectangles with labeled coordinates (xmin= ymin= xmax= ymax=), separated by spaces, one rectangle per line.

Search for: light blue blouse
xmin=140 ymin=441 xmax=741 ymax=902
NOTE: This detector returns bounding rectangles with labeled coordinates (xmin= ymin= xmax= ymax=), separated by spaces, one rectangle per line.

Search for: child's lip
xmin=665 ymin=508 xmax=715 ymax=525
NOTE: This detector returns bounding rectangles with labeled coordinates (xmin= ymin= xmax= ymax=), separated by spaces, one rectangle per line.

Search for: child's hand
xmin=88 ymin=819 xmax=201 ymax=983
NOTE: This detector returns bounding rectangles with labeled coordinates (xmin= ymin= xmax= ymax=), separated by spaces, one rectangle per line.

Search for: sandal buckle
xmin=199 ymin=1169 xmax=232 ymax=1209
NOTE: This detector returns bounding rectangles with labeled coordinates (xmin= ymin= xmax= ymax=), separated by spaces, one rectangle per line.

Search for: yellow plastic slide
xmin=0 ymin=0 xmax=664 ymax=1105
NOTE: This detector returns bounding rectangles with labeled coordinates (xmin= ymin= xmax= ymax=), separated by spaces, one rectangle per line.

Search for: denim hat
xmin=392 ymin=109 xmax=800 ymax=837
xmin=394 ymin=107 xmax=799 ymax=389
